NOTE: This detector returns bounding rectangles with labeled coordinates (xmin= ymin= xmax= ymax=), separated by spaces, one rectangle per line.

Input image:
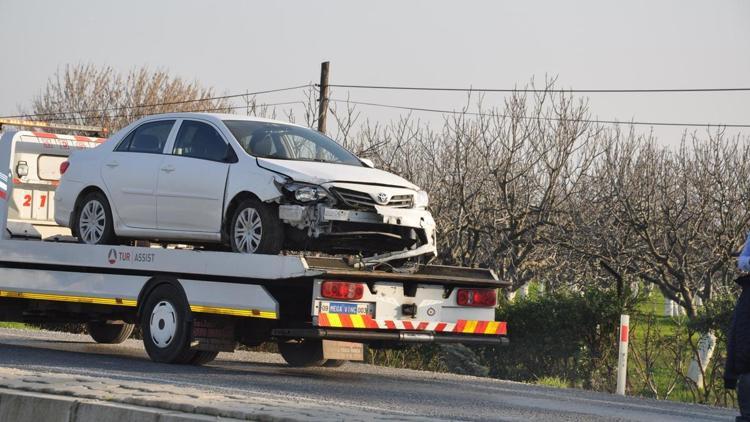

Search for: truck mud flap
xmin=272 ymin=328 xmax=509 ymax=346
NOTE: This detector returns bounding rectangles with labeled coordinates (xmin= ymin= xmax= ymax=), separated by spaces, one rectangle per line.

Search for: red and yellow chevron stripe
xmin=317 ymin=313 xmax=507 ymax=336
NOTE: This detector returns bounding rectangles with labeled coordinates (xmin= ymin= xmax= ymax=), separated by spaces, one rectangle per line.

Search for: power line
xmin=329 ymin=98 xmax=750 ymax=128
xmin=325 ymin=84 xmax=750 ymax=94
xmin=18 ymin=101 xmax=306 ymax=124
xmin=1 ymin=84 xmax=312 ymax=119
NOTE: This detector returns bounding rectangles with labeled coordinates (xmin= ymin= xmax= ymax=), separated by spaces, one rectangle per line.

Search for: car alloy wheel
xmin=79 ymin=199 xmax=106 ymax=244
xmin=233 ymin=207 xmax=263 ymax=253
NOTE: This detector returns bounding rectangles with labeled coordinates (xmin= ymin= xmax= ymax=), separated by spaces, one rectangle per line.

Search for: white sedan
xmin=54 ymin=113 xmax=436 ymax=264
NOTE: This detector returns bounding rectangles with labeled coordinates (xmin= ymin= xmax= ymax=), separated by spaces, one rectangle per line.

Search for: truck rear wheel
xmin=278 ymin=339 xmax=327 ymax=367
xmin=189 ymin=351 xmax=219 ymax=365
xmin=141 ymin=284 xmax=195 ymax=364
xmin=86 ymin=321 xmax=134 ymax=344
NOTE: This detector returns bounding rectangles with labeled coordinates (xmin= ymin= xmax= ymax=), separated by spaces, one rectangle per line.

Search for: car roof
xmin=135 ymin=112 xmax=307 ymax=129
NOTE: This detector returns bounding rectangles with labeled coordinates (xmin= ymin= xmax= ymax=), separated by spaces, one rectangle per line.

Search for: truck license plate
xmin=319 ymin=301 xmax=372 ymax=315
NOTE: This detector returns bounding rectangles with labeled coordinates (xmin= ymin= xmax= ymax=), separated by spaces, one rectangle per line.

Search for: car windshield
xmin=223 ymin=120 xmax=362 ymax=166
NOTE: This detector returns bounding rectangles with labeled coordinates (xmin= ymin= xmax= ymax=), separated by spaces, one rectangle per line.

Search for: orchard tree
xmin=27 ymin=64 xmax=230 ymax=131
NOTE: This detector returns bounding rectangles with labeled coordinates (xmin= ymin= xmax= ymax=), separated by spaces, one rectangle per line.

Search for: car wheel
xmin=141 ymin=284 xmax=195 ymax=364
xmin=323 ymin=359 xmax=348 ymax=368
xmin=230 ymin=198 xmax=283 ymax=254
xmin=76 ymin=191 xmax=116 ymax=245
xmin=278 ymin=339 xmax=326 ymax=367
xmin=86 ymin=321 xmax=135 ymax=344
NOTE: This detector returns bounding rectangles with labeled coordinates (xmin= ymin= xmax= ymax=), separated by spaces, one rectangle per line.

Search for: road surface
xmin=0 ymin=328 xmax=736 ymax=421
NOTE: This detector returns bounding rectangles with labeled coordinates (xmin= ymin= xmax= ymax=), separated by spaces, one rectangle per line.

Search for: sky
xmin=1 ymin=0 xmax=749 ymax=145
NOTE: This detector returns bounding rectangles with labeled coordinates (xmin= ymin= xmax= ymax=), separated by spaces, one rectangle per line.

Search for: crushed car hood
xmin=257 ymin=158 xmax=418 ymax=190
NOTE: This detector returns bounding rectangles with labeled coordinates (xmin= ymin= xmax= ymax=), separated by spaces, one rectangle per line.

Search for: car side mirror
xmin=360 ymin=158 xmax=375 ymax=168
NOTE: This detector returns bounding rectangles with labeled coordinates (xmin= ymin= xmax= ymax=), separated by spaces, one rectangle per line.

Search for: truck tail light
xmin=59 ymin=161 xmax=70 ymax=175
xmin=321 ymin=280 xmax=364 ymax=300
xmin=457 ymin=288 xmax=497 ymax=307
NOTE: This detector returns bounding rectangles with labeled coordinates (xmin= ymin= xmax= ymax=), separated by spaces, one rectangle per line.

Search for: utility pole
xmin=317 ymin=61 xmax=330 ymax=134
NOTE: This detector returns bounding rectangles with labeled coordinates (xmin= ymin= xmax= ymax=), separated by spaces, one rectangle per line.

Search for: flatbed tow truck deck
xmin=0 ymin=126 xmax=508 ymax=367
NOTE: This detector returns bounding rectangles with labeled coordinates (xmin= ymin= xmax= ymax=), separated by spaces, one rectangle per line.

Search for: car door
xmin=100 ymin=120 xmax=176 ymax=229
xmin=156 ymin=119 xmax=233 ymax=233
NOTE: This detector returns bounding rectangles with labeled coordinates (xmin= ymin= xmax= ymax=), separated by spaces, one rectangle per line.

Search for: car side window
xmin=114 ymin=132 xmax=134 ymax=152
xmin=116 ymin=120 xmax=175 ymax=154
xmin=172 ymin=121 xmax=229 ymax=162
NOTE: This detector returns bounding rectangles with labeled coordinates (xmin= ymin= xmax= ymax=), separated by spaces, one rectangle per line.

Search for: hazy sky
xmin=1 ymin=0 xmax=748 ymax=144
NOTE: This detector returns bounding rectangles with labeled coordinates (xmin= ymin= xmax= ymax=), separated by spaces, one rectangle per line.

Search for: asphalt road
xmin=0 ymin=328 xmax=736 ymax=421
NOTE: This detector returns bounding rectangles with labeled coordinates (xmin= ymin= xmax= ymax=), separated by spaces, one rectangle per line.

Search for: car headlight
xmin=414 ymin=190 xmax=429 ymax=208
xmin=283 ymin=183 xmax=328 ymax=202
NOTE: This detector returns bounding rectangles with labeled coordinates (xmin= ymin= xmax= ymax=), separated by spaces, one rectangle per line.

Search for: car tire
xmin=278 ymin=339 xmax=326 ymax=367
xmin=86 ymin=321 xmax=135 ymax=344
xmin=323 ymin=359 xmax=347 ymax=368
xmin=75 ymin=191 xmax=116 ymax=245
xmin=141 ymin=284 xmax=195 ymax=364
xmin=229 ymin=198 xmax=283 ymax=255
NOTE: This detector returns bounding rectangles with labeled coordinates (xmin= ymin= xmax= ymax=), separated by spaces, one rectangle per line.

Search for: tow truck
xmin=0 ymin=119 xmax=508 ymax=367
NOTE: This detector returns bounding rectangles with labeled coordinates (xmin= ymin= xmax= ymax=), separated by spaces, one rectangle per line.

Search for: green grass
xmin=628 ymin=289 xmax=715 ymax=404
xmin=0 ymin=322 xmax=29 ymax=329
xmin=535 ymin=376 xmax=569 ymax=389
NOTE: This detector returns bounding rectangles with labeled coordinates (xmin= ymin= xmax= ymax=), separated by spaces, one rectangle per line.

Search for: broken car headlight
xmin=283 ymin=183 xmax=328 ymax=203
xmin=414 ymin=190 xmax=429 ymax=208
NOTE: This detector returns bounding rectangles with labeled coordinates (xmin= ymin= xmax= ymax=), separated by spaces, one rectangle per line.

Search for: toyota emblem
xmin=376 ymin=192 xmax=389 ymax=204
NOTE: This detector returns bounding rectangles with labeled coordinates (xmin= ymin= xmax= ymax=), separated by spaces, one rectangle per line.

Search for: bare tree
xmin=27 ymin=64 xmax=230 ymax=132
xmin=558 ymin=127 xmax=750 ymax=315
xmin=327 ymin=80 xmax=601 ymax=291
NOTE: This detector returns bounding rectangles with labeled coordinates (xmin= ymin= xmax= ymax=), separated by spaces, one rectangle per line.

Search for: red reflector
xmin=59 ymin=161 xmax=70 ymax=175
xmin=321 ymin=281 xmax=364 ymax=300
xmin=457 ymin=288 xmax=497 ymax=307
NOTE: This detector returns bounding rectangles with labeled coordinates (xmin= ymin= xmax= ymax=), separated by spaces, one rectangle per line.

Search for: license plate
xmin=319 ymin=301 xmax=372 ymax=315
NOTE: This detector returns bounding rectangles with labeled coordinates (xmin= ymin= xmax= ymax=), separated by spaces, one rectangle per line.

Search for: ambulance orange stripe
xmin=454 ymin=320 xmax=467 ymax=333
xmin=318 ymin=313 xmax=330 ymax=326
xmin=475 ymin=320 xmax=488 ymax=334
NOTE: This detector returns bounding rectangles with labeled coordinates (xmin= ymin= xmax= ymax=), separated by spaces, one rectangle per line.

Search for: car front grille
xmin=332 ymin=187 xmax=414 ymax=209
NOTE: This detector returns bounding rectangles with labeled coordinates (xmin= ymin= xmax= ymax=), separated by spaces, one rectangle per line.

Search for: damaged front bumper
xmin=278 ymin=203 xmax=437 ymax=263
